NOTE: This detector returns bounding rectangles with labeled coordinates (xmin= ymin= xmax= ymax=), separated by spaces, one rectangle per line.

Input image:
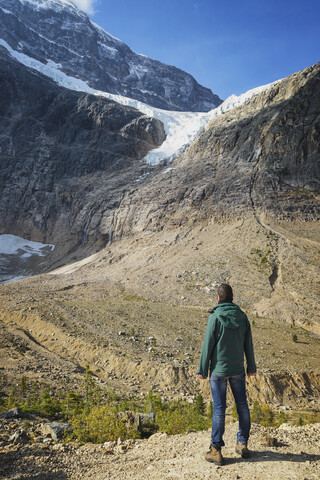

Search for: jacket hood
xmin=208 ymin=302 xmax=246 ymax=329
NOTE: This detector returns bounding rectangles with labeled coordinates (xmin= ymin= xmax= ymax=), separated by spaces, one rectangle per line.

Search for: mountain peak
xmin=16 ymin=0 xmax=79 ymax=12
xmin=0 ymin=0 xmax=222 ymax=111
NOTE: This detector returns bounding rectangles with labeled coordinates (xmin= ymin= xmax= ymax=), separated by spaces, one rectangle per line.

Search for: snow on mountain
xmin=0 ymin=0 xmax=221 ymax=112
xmin=20 ymin=0 xmax=96 ymax=15
xmin=0 ymin=234 xmax=54 ymax=256
xmin=0 ymin=37 xmax=280 ymax=165
xmin=0 ymin=234 xmax=54 ymax=283
xmin=18 ymin=0 xmax=78 ymax=13
xmin=0 ymin=0 xmax=280 ymax=165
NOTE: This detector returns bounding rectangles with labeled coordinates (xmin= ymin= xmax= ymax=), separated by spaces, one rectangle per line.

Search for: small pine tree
xmin=64 ymin=391 xmax=85 ymax=419
xmin=83 ymin=364 xmax=100 ymax=408
xmin=292 ymin=334 xmax=298 ymax=343
xmin=277 ymin=411 xmax=288 ymax=426
xmin=260 ymin=404 xmax=274 ymax=427
xmin=251 ymin=401 xmax=274 ymax=427
xmin=20 ymin=375 xmax=27 ymax=400
xmin=251 ymin=401 xmax=263 ymax=424
xmin=206 ymin=401 xmax=213 ymax=421
xmin=194 ymin=393 xmax=205 ymax=416
xmin=297 ymin=416 xmax=304 ymax=426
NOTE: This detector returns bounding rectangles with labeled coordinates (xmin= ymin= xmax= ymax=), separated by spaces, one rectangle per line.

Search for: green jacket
xmin=197 ymin=302 xmax=256 ymax=378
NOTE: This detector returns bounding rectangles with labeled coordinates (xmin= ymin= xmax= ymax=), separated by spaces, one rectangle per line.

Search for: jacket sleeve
xmin=196 ymin=315 xmax=217 ymax=378
xmin=244 ymin=318 xmax=256 ymax=374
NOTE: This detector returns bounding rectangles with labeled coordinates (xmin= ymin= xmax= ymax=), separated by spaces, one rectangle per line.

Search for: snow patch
xmin=0 ymin=234 xmax=55 ymax=283
xmin=98 ymin=42 xmax=118 ymax=57
xmin=49 ymin=252 xmax=98 ymax=275
xmin=0 ymin=7 xmax=12 ymax=14
xmin=18 ymin=0 xmax=78 ymax=12
xmin=0 ymin=234 xmax=54 ymax=257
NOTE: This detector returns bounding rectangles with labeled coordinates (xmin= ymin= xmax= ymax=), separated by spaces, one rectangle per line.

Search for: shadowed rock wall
xmin=0 ymin=49 xmax=165 ymax=247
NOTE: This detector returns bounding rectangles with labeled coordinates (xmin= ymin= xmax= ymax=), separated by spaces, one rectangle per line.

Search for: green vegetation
xmin=278 ymin=411 xmax=288 ymax=426
xmin=250 ymin=247 xmax=272 ymax=271
xmin=144 ymin=391 xmax=211 ymax=435
xmin=292 ymin=334 xmax=298 ymax=343
xmin=251 ymin=401 xmax=274 ymax=427
xmin=250 ymin=402 xmax=320 ymax=428
xmin=69 ymin=404 xmax=140 ymax=443
xmin=1 ymin=373 xmax=320 ymax=444
xmin=0 ymin=371 xmax=211 ymax=443
xmin=251 ymin=401 xmax=290 ymax=428
xmin=297 ymin=416 xmax=304 ymax=426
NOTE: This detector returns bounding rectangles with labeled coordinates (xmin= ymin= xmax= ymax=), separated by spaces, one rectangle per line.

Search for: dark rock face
xmin=0 ymin=0 xmax=222 ymax=112
xmin=0 ymin=49 xmax=165 ymax=247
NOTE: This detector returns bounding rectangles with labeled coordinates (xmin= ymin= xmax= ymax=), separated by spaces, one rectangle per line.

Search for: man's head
xmin=217 ymin=283 xmax=233 ymax=302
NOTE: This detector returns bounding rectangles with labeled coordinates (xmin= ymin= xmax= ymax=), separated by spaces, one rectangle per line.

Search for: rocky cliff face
xmin=0 ymin=48 xmax=165 ymax=247
xmin=1 ymin=54 xmax=319 ymax=259
xmin=0 ymin=0 xmax=222 ymax=111
xmin=106 ymin=62 xmax=320 ymax=238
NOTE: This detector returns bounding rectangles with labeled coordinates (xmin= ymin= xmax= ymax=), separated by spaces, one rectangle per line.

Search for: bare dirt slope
xmin=1 ymin=216 xmax=320 ymax=408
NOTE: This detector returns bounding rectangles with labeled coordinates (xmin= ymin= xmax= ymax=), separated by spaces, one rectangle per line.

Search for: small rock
xmin=259 ymin=434 xmax=277 ymax=446
xmin=10 ymin=429 xmax=30 ymax=445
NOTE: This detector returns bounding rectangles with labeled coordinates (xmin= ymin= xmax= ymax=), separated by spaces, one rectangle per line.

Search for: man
xmin=196 ymin=283 xmax=256 ymax=466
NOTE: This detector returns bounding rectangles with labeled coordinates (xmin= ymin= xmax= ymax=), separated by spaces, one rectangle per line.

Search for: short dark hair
xmin=217 ymin=284 xmax=233 ymax=302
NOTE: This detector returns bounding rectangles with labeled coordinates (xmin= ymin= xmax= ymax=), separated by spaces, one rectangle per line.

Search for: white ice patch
xmin=0 ymin=8 xmax=12 ymax=14
xmin=0 ymin=38 xmax=280 ymax=166
xmin=18 ymin=0 xmax=78 ymax=12
xmin=0 ymin=234 xmax=54 ymax=257
xmin=98 ymin=42 xmax=118 ymax=57
xmin=0 ymin=234 xmax=55 ymax=283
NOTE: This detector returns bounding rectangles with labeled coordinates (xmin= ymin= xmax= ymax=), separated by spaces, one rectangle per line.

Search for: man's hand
xmin=196 ymin=374 xmax=205 ymax=380
xmin=247 ymin=372 xmax=256 ymax=377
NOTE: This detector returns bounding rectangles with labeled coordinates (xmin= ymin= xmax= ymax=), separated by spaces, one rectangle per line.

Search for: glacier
xmin=0 ymin=38 xmax=280 ymax=166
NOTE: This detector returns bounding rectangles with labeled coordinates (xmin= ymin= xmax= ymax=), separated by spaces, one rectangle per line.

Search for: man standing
xmin=196 ymin=284 xmax=256 ymax=466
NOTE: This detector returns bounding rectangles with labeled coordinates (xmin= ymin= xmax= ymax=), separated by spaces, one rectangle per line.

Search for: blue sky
xmin=75 ymin=0 xmax=320 ymax=100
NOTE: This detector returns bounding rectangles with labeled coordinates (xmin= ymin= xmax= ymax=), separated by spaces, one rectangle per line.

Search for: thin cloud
xmin=71 ymin=0 xmax=98 ymax=15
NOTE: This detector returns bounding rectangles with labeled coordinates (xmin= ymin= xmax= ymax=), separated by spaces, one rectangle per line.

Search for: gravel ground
xmin=1 ymin=421 xmax=319 ymax=480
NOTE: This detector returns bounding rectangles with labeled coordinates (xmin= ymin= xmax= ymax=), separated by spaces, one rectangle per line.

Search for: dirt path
xmin=1 ymin=422 xmax=319 ymax=480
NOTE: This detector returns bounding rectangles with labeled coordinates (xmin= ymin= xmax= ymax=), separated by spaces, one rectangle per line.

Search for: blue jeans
xmin=209 ymin=372 xmax=250 ymax=448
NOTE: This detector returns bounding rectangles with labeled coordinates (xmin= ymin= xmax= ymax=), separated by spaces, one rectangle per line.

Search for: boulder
xmin=0 ymin=408 xmax=36 ymax=420
xmin=41 ymin=422 xmax=72 ymax=441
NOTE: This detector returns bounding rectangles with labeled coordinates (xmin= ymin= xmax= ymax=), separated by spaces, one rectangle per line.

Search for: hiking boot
xmin=204 ymin=444 xmax=225 ymax=465
xmin=235 ymin=441 xmax=251 ymax=458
